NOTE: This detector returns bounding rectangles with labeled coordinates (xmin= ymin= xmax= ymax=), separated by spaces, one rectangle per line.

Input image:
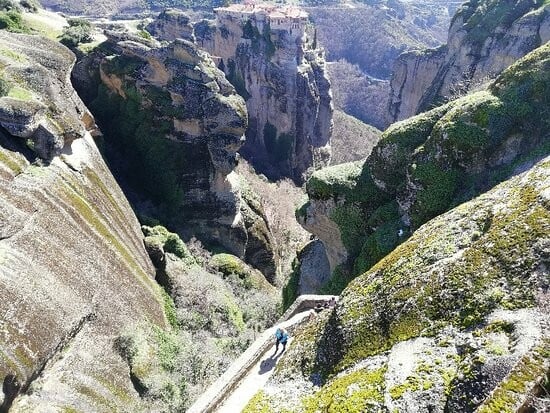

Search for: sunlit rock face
xmin=78 ymin=32 xmax=277 ymax=282
xmin=192 ymin=4 xmax=332 ymax=183
xmin=0 ymin=31 xmax=165 ymax=411
xmin=387 ymin=0 xmax=550 ymax=123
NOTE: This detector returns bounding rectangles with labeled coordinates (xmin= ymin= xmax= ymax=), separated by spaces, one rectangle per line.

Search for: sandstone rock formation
xmin=299 ymin=42 xmax=550 ymax=288
xmin=146 ymin=8 xmax=195 ymax=42
xmin=0 ymin=31 xmax=167 ymax=411
xmin=81 ymin=32 xmax=278 ymax=282
xmin=0 ymin=32 xmax=95 ymax=160
xmin=194 ymin=4 xmax=333 ymax=183
xmin=295 ymin=239 xmax=330 ymax=296
xmin=247 ymin=154 xmax=549 ymax=412
xmin=388 ymin=0 xmax=550 ymax=122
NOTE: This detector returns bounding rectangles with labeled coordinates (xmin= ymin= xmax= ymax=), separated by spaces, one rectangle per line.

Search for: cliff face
xmin=388 ymin=0 xmax=550 ymax=122
xmin=0 ymin=32 xmax=94 ymax=160
xmin=248 ymin=154 xmax=550 ymax=413
xmin=82 ymin=33 xmax=278 ymax=281
xmin=298 ymin=42 xmax=550 ymax=287
xmin=193 ymin=5 xmax=333 ymax=183
xmin=0 ymin=32 xmax=166 ymax=411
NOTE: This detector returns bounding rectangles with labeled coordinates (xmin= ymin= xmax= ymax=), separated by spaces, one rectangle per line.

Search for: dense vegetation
xmin=0 ymin=0 xmax=30 ymax=33
xmin=59 ymin=18 xmax=93 ymax=48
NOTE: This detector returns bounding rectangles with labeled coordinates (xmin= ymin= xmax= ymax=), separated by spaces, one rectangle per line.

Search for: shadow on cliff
xmin=0 ymin=127 xmax=38 ymax=166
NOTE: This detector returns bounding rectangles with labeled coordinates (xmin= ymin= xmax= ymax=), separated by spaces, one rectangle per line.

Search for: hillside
xmin=246 ymin=153 xmax=550 ymax=413
xmin=298 ymin=41 xmax=549 ymax=291
xmin=330 ymin=110 xmax=381 ymax=165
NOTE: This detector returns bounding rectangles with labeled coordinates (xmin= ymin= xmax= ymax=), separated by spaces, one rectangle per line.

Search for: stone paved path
xmin=216 ymin=311 xmax=310 ymax=412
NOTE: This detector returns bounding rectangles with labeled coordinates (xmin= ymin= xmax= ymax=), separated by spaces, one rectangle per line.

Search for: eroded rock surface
xmin=0 ymin=32 xmax=95 ymax=160
xmin=81 ymin=33 xmax=277 ymax=281
xmin=247 ymin=154 xmax=550 ymax=413
xmin=0 ymin=31 xmax=165 ymax=411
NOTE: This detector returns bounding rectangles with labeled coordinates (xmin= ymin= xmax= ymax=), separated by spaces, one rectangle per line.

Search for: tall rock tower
xmin=194 ymin=4 xmax=333 ymax=183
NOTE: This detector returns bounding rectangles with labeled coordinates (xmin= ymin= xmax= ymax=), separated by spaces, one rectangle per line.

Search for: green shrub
xmin=59 ymin=18 xmax=93 ymax=48
xmin=0 ymin=10 xmax=29 ymax=32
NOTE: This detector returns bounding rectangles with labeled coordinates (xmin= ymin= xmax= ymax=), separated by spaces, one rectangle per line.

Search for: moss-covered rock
xmin=301 ymin=43 xmax=550 ymax=291
xmin=266 ymin=155 xmax=549 ymax=412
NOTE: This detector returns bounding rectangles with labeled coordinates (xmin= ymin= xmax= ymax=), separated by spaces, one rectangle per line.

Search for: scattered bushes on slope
xmin=117 ymin=226 xmax=280 ymax=410
xmin=0 ymin=3 xmax=29 ymax=33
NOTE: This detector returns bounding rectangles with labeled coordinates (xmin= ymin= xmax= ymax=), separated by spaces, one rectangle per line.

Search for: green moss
xmin=355 ymin=202 xmax=405 ymax=274
xmin=306 ymin=161 xmax=363 ymax=200
xmin=14 ymin=346 xmax=33 ymax=369
xmin=409 ymin=162 xmax=459 ymax=228
xmin=478 ymin=343 xmax=549 ymax=413
xmin=242 ymin=390 xmax=274 ymax=413
xmin=211 ymin=253 xmax=246 ymax=277
xmin=0 ymin=46 xmax=27 ymax=62
xmin=94 ymin=375 xmax=133 ymax=404
xmin=161 ymin=289 xmax=179 ymax=329
xmin=143 ymin=225 xmax=194 ymax=265
xmin=7 ymin=85 xmax=33 ymax=101
xmin=61 ymin=183 xmax=159 ymax=301
xmin=370 ymin=104 xmax=450 ymax=190
xmin=316 ymin=157 xmax=548 ymax=374
xmin=330 ymin=204 xmax=367 ymax=257
xmin=153 ymin=326 xmax=181 ymax=373
xmin=91 ymin=81 xmax=185 ymax=211
xmin=0 ymin=149 xmax=24 ymax=174
xmin=302 ymin=366 xmax=387 ymax=413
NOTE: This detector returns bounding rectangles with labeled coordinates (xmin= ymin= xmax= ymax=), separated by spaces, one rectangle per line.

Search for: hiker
xmin=279 ymin=328 xmax=289 ymax=353
xmin=275 ymin=327 xmax=283 ymax=352
xmin=329 ymin=296 xmax=336 ymax=308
